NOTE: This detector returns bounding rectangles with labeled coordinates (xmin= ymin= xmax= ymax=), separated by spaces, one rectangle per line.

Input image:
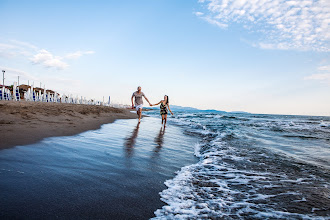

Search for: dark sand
xmin=0 ymin=117 xmax=198 ymax=219
xmin=0 ymin=101 xmax=137 ymax=149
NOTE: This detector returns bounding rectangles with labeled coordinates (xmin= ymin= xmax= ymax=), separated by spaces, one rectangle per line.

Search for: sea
xmin=145 ymin=110 xmax=330 ymax=219
xmin=1 ymin=109 xmax=329 ymax=219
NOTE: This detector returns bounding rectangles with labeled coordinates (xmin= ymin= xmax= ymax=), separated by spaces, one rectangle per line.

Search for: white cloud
xmin=202 ymin=16 xmax=228 ymax=28
xmin=0 ymin=39 xmax=95 ymax=70
xmin=304 ymin=63 xmax=330 ymax=85
xmin=31 ymin=49 xmax=95 ymax=69
xmin=318 ymin=65 xmax=330 ymax=71
xmin=304 ymin=73 xmax=330 ymax=84
xmin=65 ymin=50 xmax=95 ymax=59
xmin=31 ymin=49 xmax=69 ymax=70
xmin=30 ymin=49 xmax=95 ymax=70
xmin=195 ymin=11 xmax=228 ymax=27
xmin=195 ymin=11 xmax=204 ymax=16
xmin=197 ymin=0 xmax=330 ymax=51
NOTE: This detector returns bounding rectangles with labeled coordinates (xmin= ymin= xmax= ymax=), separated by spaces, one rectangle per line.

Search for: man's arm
xmin=131 ymin=95 xmax=135 ymax=108
xmin=143 ymin=95 xmax=151 ymax=106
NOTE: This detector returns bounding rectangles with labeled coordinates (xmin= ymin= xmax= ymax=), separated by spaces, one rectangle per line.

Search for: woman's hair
xmin=165 ymin=95 xmax=169 ymax=104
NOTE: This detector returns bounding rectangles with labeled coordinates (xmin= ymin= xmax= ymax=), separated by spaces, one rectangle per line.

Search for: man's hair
xmin=137 ymin=86 xmax=141 ymax=90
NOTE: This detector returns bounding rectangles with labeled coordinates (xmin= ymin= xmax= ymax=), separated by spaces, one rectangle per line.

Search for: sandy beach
xmin=0 ymin=101 xmax=137 ymax=149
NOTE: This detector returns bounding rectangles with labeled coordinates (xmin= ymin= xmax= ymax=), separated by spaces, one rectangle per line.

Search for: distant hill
xmin=144 ymin=105 xmax=250 ymax=114
xmin=144 ymin=105 xmax=199 ymax=111
xmin=170 ymin=105 xmax=200 ymax=111
xmin=230 ymin=111 xmax=251 ymax=114
xmin=201 ymin=109 xmax=227 ymax=113
xmin=145 ymin=105 xmax=227 ymax=113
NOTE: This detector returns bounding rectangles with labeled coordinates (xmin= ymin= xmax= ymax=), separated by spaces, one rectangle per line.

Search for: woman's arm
xmin=167 ymin=104 xmax=174 ymax=115
xmin=150 ymin=100 xmax=162 ymax=106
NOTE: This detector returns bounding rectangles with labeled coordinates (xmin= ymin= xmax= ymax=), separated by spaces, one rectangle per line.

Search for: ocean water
xmin=1 ymin=111 xmax=329 ymax=219
xmin=146 ymin=111 xmax=330 ymax=219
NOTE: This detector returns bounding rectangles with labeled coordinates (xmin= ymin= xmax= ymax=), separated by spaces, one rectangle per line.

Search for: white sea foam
xmin=320 ymin=121 xmax=330 ymax=127
xmin=153 ymin=158 xmax=318 ymax=219
xmin=193 ymin=143 xmax=202 ymax=157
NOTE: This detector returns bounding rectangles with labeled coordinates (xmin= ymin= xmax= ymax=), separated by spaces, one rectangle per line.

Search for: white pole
xmin=2 ymin=70 xmax=5 ymax=86
xmin=13 ymin=82 xmax=17 ymax=101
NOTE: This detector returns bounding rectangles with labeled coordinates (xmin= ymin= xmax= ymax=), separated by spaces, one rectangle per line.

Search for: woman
xmin=151 ymin=95 xmax=173 ymax=126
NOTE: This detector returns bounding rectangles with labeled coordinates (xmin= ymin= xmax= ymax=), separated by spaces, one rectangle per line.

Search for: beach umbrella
xmin=2 ymin=87 xmax=4 ymax=100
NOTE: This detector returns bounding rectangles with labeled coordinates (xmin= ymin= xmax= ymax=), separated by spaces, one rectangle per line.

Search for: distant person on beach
xmin=131 ymin=86 xmax=151 ymax=122
xmin=151 ymin=95 xmax=173 ymax=126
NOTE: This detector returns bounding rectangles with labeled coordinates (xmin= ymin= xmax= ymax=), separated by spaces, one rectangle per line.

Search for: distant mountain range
xmin=230 ymin=111 xmax=251 ymax=114
xmin=145 ymin=105 xmax=250 ymax=114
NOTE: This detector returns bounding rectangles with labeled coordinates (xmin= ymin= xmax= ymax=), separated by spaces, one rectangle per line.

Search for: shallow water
xmin=0 ymin=117 xmax=198 ymax=219
xmin=146 ymin=111 xmax=330 ymax=219
xmin=1 ymin=111 xmax=329 ymax=219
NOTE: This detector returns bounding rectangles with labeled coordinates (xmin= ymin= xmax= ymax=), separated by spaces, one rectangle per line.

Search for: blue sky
xmin=1 ymin=0 xmax=329 ymax=116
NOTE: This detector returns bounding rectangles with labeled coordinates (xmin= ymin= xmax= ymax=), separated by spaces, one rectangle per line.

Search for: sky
xmin=0 ymin=0 xmax=329 ymax=116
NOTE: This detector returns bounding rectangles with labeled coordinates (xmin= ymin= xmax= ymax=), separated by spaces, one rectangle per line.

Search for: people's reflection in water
xmin=154 ymin=126 xmax=166 ymax=155
xmin=124 ymin=121 xmax=140 ymax=158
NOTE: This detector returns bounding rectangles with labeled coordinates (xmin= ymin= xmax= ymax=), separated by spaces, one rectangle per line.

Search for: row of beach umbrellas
xmin=0 ymin=84 xmax=111 ymax=106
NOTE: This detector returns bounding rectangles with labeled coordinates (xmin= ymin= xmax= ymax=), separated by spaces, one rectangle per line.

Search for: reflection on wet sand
xmin=154 ymin=126 xmax=165 ymax=154
xmin=124 ymin=121 xmax=140 ymax=158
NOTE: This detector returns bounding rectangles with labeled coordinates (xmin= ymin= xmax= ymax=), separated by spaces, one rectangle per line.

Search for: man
xmin=131 ymin=86 xmax=151 ymax=122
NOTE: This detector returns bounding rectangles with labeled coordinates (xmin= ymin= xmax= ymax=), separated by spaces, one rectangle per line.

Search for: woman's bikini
xmin=160 ymin=101 xmax=168 ymax=115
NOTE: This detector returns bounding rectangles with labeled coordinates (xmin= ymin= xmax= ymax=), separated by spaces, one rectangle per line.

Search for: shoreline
xmin=0 ymin=101 xmax=138 ymax=149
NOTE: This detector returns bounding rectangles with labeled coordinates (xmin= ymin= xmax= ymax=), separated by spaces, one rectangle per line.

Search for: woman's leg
xmin=161 ymin=115 xmax=164 ymax=124
xmin=164 ymin=114 xmax=167 ymax=126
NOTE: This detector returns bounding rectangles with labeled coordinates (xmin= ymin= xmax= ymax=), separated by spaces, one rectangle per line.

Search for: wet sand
xmin=0 ymin=117 xmax=198 ymax=219
xmin=0 ymin=101 xmax=137 ymax=149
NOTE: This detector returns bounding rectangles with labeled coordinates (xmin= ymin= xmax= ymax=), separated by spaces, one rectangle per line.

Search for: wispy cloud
xmin=196 ymin=0 xmax=330 ymax=51
xmin=195 ymin=12 xmax=228 ymax=28
xmin=0 ymin=65 xmax=80 ymax=89
xmin=304 ymin=73 xmax=330 ymax=85
xmin=0 ymin=42 xmax=33 ymax=58
xmin=65 ymin=50 xmax=95 ymax=59
xmin=9 ymin=40 xmax=38 ymax=51
xmin=0 ymin=66 xmax=38 ymax=81
xmin=0 ymin=39 xmax=95 ymax=70
xmin=318 ymin=65 xmax=330 ymax=71
xmin=304 ymin=64 xmax=330 ymax=85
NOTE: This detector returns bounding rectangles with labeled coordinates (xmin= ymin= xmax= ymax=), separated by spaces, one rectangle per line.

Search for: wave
xmin=153 ymin=131 xmax=330 ymax=219
xmin=150 ymin=111 xmax=330 ymax=219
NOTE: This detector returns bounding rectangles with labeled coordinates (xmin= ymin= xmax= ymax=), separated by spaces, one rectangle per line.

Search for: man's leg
xmin=138 ymin=108 xmax=142 ymax=122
